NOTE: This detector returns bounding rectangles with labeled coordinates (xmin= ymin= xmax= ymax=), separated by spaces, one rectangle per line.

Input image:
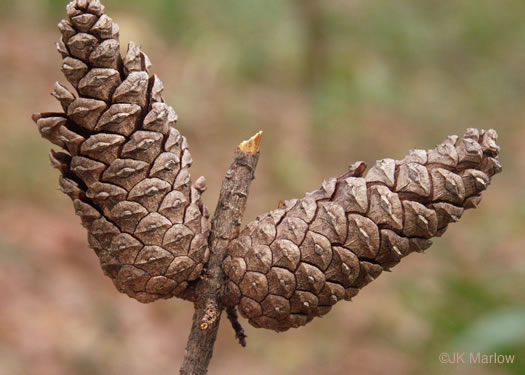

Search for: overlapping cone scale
xmin=223 ymin=129 xmax=502 ymax=331
xmin=33 ymin=0 xmax=209 ymax=303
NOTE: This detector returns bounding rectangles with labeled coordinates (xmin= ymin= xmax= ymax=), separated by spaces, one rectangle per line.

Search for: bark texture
xmin=223 ymin=129 xmax=501 ymax=331
xmin=180 ymin=141 xmax=260 ymax=374
xmin=33 ymin=0 xmax=209 ymax=303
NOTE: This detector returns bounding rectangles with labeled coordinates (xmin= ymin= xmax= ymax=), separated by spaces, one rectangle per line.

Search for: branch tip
xmin=238 ymin=131 xmax=263 ymax=154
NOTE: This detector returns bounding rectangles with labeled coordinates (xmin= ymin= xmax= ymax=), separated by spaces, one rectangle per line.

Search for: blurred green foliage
xmin=395 ymin=275 xmax=525 ymax=374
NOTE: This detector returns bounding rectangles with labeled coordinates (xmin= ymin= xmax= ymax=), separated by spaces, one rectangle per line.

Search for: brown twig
xmin=179 ymin=132 xmax=262 ymax=375
xmin=226 ymin=306 xmax=247 ymax=347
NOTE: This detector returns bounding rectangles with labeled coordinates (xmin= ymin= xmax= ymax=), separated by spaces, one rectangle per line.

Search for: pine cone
xmin=33 ymin=0 xmax=209 ymax=303
xmin=223 ymin=129 xmax=502 ymax=331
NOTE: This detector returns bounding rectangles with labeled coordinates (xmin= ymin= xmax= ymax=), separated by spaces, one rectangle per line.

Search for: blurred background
xmin=0 ymin=0 xmax=524 ymax=374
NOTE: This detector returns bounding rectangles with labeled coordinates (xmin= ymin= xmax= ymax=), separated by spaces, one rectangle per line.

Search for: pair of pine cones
xmin=33 ymin=0 xmax=501 ymax=331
